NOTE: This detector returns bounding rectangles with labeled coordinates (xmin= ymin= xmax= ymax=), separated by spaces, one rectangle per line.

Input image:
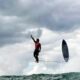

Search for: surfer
xmin=31 ymin=35 xmax=41 ymax=63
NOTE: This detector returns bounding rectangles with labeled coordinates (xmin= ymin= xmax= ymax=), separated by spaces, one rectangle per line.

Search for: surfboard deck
xmin=62 ymin=39 xmax=69 ymax=62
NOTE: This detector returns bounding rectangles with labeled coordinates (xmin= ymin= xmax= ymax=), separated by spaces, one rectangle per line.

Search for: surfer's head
xmin=36 ymin=38 xmax=39 ymax=42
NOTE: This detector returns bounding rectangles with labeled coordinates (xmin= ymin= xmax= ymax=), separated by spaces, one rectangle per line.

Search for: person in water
xmin=31 ymin=35 xmax=41 ymax=63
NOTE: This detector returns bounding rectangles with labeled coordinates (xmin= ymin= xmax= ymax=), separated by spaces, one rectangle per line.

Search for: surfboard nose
xmin=62 ymin=39 xmax=66 ymax=45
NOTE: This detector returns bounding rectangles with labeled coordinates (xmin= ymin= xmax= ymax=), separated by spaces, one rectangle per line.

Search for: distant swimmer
xmin=31 ymin=35 xmax=41 ymax=63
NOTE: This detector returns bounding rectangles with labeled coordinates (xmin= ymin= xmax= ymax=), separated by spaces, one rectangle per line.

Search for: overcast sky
xmin=0 ymin=0 xmax=80 ymax=75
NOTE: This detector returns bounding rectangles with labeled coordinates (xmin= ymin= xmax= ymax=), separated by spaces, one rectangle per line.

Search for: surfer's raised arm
xmin=31 ymin=35 xmax=36 ymax=43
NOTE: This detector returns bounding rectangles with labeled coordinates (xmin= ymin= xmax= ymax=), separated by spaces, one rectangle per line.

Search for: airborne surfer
xmin=31 ymin=35 xmax=41 ymax=63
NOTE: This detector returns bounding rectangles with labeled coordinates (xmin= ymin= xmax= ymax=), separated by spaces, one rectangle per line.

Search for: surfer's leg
xmin=34 ymin=50 xmax=39 ymax=63
xmin=34 ymin=50 xmax=36 ymax=60
xmin=35 ymin=55 xmax=39 ymax=63
xmin=35 ymin=51 xmax=39 ymax=63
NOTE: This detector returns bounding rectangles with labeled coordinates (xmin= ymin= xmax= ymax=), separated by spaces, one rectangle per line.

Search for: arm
xmin=31 ymin=35 xmax=36 ymax=43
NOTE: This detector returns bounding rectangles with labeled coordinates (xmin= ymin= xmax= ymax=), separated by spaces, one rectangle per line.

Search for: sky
xmin=0 ymin=0 xmax=80 ymax=75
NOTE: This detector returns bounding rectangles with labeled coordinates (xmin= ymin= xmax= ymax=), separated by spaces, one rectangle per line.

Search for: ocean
xmin=0 ymin=72 xmax=80 ymax=80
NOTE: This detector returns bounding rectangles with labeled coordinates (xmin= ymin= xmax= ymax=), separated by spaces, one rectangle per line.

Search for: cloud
xmin=0 ymin=14 xmax=42 ymax=46
xmin=0 ymin=0 xmax=80 ymax=32
xmin=0 ymin=41 xmax=33 ymax=75
xmin=0 ymin=0 xmax=80 ymax=47
xmin=0 ymin=0 xmax=80 ymax=75
xmin=0 ymin=27 xmax=80 ymax=75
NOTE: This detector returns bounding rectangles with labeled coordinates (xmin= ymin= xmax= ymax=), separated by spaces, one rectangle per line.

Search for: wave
xmin=0 ymin=72 xmax=80 ymax=80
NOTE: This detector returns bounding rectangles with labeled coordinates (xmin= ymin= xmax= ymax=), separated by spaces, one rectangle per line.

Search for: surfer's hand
xmin=31 ymin=35 xmax=32 ymax=38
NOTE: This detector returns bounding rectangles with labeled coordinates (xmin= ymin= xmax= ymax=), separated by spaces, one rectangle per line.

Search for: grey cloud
xmin=0 ymin=0 xmax=80 ymax=46
xmin=0 ymin=19 xmax=27 ymax=46
xmin=0 ymin=0 xmax=80 ymax=32
xmin=26 ymin=0 xmax=80 ymax=31
xmin=0 ymin=23 xmax=42 ymax=47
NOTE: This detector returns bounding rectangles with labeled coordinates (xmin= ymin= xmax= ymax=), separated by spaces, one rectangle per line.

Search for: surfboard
xmin=62 ymin=39 xmax=69 ymax=62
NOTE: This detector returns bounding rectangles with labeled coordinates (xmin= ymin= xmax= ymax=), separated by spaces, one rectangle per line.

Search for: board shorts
xmin=34 ymin=49 xmax=40 ymax=57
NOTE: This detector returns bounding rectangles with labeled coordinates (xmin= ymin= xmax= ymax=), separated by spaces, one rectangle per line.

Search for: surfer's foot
xmin=35 ymin=60 xmax=39 ymax=63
